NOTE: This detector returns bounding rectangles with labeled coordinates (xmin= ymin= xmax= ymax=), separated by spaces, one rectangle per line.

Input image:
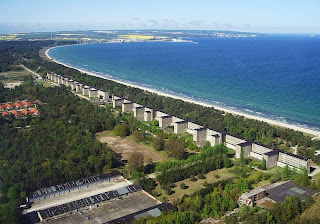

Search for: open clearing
xmin=168 ymin=168 xmax=235 ymax=201
xmin=96 ymin=131 xmax=165 ymax=164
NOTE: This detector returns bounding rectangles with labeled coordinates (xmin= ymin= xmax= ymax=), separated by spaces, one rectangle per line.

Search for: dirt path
xmin=97 ymin=135 xmax=165 ymax=164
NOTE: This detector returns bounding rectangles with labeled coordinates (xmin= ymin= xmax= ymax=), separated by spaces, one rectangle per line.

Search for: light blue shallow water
xmin=49 ymin=36 xmax=320 ymax=130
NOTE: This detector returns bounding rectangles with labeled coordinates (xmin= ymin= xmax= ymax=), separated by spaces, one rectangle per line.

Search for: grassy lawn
xmin=0 ymin=70 xmax=33 ymax=80
xmin=43 ymin=81 xmax=55 ymax=88
xmin=168 ymin=167 xmax=235 ymax=201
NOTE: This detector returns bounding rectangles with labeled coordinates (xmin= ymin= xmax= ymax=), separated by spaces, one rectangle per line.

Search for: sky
xmin=1 ymin=0 xmax=319 ymax=34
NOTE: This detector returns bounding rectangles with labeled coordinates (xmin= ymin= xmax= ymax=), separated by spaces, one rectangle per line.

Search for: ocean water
xmin=48 ymin=36 xmax=320 ymax=130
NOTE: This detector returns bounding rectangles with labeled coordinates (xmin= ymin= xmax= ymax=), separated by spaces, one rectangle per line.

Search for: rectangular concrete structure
xmin=225 ymin=134 xmax=247 ymax=158
xmin=122 ymin=101 xmax=134 ymax=112
xmin=70 ymin=81 xmax=78 ymax=90
xmin=172 ymin=116 xmax=184 ymax=123
xmin=144 ymin=107 xmax=154 ymax=121
xmin=63 ymin=78 xmax=69 ymax=86
xmin=82 ymin=86 xmax=90 ymax=96
xmin=97 ymin=90 xmax=109 ymax=100
xmin=113 ymin=98 xmax=124 ymax=108
xmin=173 ymin=121 xmax=188 ymax=134
xmin=193 ymin=128 xmax=207 ymax=146
xmin=238 ymin=188 xmax=266 ymax=207
xmin=155 ymin=111 xmax=169 ymax=121
xmin=187 ymin=122 xmax=203 ymax=135
xmin=277 ymin=152 xmax=311 ymax=173
xmin=133 ymin=107 xmax=145 ymax=121
xmin=88 ymin=89 xmax=98 ymax=98
xmin=144 ymin=110 xmax=153 ymax=122
xmin=207 ymin=129 xmax=223 ymax=146
xmin=159 ymin=115 xmax=172 ymax=128
xmin=67 ymin=79 xmax=73 ymax=88
xmin=57 ymin=76 xmax=62 ymax=84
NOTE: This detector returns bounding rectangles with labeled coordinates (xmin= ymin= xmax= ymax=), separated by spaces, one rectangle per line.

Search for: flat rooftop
xmin=44 ymin=191 xmax=159 ymax=224
xmin=266 ymin=180 xmax=317 ymax=203
xmin=107 ymin=203 xmax=177 ymax=224
xmin=24 ymin=179 xmax=130 ymax=214
xmin=38 ymin=184 xmax=142 ymax=220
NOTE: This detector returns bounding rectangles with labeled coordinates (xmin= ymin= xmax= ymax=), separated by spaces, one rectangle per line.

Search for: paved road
xmin=20 ymin=64 xmax=42 ymax=80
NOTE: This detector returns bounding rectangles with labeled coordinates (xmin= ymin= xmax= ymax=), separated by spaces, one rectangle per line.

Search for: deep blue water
xmin=49 ymin=36 xmax=320 ymax=130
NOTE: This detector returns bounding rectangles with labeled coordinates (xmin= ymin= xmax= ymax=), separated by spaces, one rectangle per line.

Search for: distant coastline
xmin=45 ymin=46 xmax=320 ymax=138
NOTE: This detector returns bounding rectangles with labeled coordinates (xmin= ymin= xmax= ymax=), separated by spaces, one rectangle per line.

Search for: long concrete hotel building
xmin=47 ymin=72 xmax=311 ymax=173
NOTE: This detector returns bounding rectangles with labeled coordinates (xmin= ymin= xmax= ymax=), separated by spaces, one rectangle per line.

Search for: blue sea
xmin=48 ymin=35 xmax=320 ymax=130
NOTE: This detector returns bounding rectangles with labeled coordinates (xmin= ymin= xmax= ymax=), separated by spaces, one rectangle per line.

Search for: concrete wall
xmin=144 ymin=111 xmax=152 ymax=122
xmin=70 ymin=82 xmax=78 ymax=90
xmin=133 ymin=107 xmax=145 ymax=121
xmin=207 ymin=129 xmax=223 ymax=146
xmin=172 ymin=116 xmax=184 ymax=123
xmin=88 ymin=89 xmax=98 ymax=98
xmin=265 ymin=154 xmax=278 ymax=168
xmin=76 ymin=83 xmax=83 ymax=92
xmin=144 ymin=107 xmax=154 ymax=122
xmin=193 ymin=128 xmax=207 ymax=146
xmin=207 ymin=134 xmax=220 ymax=146
xmin=188 ymin=122 xmax=203 ymax=130
xmin=159 ymin=115 xmax=172 ymax=128
xmin=57 ymin=76 xmax=62 ymax=84
xmin=155 ymin=111 xmax=169 ymax=121
xmin=241 ymin=143 xmax=252 ymax=158
xmin=82 ymin=87 xmax=90 ymax=96
xmin=67 ymin=80 xmax=74 ymax=88
xmin=173 ymin=121 xmax=188 ymax=134
xmin=225 ymin=134 xmax=246 ymax=146
xmin=113 ymin=98 xmax=124 ymax=108
xmin=122 ymin=102 xmax=134 ymax=113
xmin=63 ymin=78 xmax=69 ymax=86
xmin=252 ymin=143 xmax=273 ymax=154
xmin=97 ymin=90 xmax=109 ymax=100
xmin=278 ymin=152 xmax=311 ymax=173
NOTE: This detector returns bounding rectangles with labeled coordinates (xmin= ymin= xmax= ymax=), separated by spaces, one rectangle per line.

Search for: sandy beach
xmin=45 ymin=46 xmax=320 ymax=138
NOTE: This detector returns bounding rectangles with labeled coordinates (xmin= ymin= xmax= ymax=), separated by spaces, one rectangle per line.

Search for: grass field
xmin=0 ymin=70 xmax=33 ymax=79
xmin=168 ymin=167 xmax=235 ymax=201
xmin=43 ymin=81 xmax=55 ymax=88
xmin=96 ymin=131 xmax=166 ymax=164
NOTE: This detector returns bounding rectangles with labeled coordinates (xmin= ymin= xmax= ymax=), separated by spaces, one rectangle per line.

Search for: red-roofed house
xmin=21 ymin=109 xmax=29 ymax=116
xmin=31 ymin=108 xmax=39 ymax=115
xmin=0 ymin=105 xmax=4 ymax=111
xmin=1 ymin=111 xmax=10 ymax=117
xmin=13 ymin=102 xmax=23 ymax=108
xmin=22 ymin=101 xmax=32 ymax=107
xmin=12 ymin=110 xmax=20 ymax=117
xmin=4 ymin=103 xmax=13 ymax=110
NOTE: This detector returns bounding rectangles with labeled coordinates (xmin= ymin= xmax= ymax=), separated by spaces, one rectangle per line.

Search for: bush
xmin=180 ymin=183 xmax=187 ymax=189
xmin=198 ymin=173 xmax=205 ymax=179
xmin=190 ymin=175 xmax=197 ymax=182
xmin=113 ymin=123 xmax=130 ymax=137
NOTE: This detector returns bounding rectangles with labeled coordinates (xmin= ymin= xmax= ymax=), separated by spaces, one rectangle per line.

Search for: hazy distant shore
xmin=45 ymin=46 xmax=320 ymax=138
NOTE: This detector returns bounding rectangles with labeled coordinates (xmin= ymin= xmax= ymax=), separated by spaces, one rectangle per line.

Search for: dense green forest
xmin=0 ymin=81 xmax=119 ymax=223
xmin=0 ymin=40 xmax=317 ymax=163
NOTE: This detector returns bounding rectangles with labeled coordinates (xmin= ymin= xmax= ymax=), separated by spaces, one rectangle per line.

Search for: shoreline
xmin=45 ymin=46 xmax=320 ymax=138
